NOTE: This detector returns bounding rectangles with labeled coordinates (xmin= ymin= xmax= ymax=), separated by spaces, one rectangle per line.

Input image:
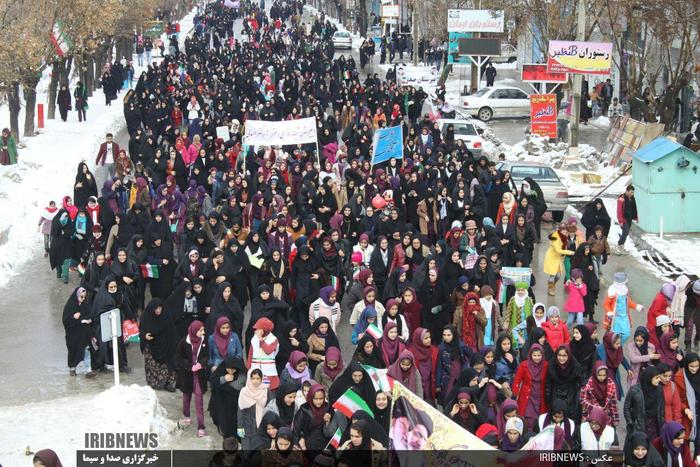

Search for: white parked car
xmin=332 ymin=30 xmax=352 ymax=49
xmin=490 ymin=43 xmax=518 ymax=64
xmin=461 ymin=86 xmax=530 ymax=121
xmin=437 ymin=119 xmax=485 ymax=157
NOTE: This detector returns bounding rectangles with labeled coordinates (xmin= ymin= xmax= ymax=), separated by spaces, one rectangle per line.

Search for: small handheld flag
xmin=332 ymin=388 xmax=374 ymax=418
xmin=328 ymin=427 xmax=342 ymax=449
xmin=140 ymin=264 xmax=160 ymax=279
xmin=366 ymin=322 xmax=382 ymax=339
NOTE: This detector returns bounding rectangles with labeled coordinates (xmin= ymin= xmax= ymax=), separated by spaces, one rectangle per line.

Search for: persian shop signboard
xmin=530 ymin=94 xmax=557 ymax=138
xmin=447 ymin=9 xmax=504 ymax=33
xmin=521 ymin=64 xmax=567 ymax=83
xmin=546 ymin=40 xmax=612 ymax=75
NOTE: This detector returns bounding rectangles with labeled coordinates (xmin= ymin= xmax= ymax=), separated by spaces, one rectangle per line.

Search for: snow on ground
xmin=0 ymin=7 xmax=197 ymax=287
xmin=483 ymin=133 xmax=627 ymax=200
xmin=493 ymin=62 xmax=518 ymax=70
xmin=590 ymin=115 xmax=611 ymax=128
xmin=641 ymin=234 xmax=700 ymax=276
xmin=303 ymin=5 xmax=362 ymax=51
xmin=0 ymin=384 xmax=175 ymax=467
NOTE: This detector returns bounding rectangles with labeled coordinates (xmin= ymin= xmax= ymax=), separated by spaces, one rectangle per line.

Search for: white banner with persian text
xmin=396 ymin=65 xmax=439 ymax=88
xmin=447 ymin=9 xmax=505 ymax=33
xmin=243 ymin=117 xmax=317 ymax=146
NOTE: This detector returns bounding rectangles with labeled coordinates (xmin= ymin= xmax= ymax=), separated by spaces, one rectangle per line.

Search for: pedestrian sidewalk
xmin=630 ymin=226 xmax=700 ymax=279
xmin=0 ymin=8 xmax=197 ymax=287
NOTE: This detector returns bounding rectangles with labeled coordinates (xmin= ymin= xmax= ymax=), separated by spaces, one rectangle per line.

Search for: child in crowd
xmin=564 ymin=268 xmax=588 ymax=326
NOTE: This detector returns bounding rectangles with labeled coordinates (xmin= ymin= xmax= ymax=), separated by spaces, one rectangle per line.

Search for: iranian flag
xmin=140 ymin=264 xmax=160 ymax=279
xmin=362 ymin=365 xmax=394 ymax=392
xmin=50 ymin=20 xmax=73 ymax=57
xmin=327 ymin=427 xmax=343 ymax=449
xmin=366 ymin=322 xmax=382 ymax=339
xmin=332 ymin=388 xmax=374 ymax=418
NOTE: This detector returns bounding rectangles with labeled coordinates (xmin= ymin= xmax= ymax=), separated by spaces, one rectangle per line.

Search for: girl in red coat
xmin=513 ymin=343 xmax=548 ymax=432
xmin=646 ymin=283 xmax=676 ymax=348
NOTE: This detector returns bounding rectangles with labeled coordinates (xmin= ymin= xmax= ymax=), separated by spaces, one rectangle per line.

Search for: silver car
xmin=332 ymin=31 xmax=352 ymax=50
xmin=496 ymin=161 xmax=569 ymax=222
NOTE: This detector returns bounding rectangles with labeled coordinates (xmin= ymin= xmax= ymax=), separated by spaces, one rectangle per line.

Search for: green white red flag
xmin=140 ymin=264 xmax=160 ymax=279
xmin=361 ymin=365 xmax=394 ymax=392
xmin=366 ymin=322 xmax=382 ymax=339
xmin=50 ymin=20 xmax=73 ymax=57
xmin=327 ymin=427 xmax=343 ymax=449
xmin=332 ymin=388 xmax=374 ymax=418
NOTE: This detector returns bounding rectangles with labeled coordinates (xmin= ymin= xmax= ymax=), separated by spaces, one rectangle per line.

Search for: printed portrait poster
xmin=390 ymin=382 xmax=495 ymax=466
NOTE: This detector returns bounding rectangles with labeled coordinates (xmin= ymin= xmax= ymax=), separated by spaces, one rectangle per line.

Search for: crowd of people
xmin=45 ymin=0 xmax=700 ymax=464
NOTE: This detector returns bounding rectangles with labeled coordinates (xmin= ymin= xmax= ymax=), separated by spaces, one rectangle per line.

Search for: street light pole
xmin=569 ymin=0 xmax=586 ymax=149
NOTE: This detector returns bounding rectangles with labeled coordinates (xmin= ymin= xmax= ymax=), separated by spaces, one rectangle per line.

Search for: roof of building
xmin=633 ymin=137 xmax=698 ymax=164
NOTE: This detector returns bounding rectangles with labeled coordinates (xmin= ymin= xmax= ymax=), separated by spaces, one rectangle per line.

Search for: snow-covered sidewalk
xmin=0 ymin=385 xmax=175 ymax=467
xmin=638 ymin=233 xmax=700 ymax=277
xmin=0 ymin=8 xmax=197 ymax=287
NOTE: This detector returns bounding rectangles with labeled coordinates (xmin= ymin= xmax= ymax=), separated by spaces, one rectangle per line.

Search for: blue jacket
xmin=494 ymin=356 xmax=518 ymax=384
xmin=208 ymin=333 xmax=243 ymax=368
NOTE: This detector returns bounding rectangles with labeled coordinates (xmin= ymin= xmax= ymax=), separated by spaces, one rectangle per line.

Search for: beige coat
xmin=416 ymin=200 xmax=439 ymax=236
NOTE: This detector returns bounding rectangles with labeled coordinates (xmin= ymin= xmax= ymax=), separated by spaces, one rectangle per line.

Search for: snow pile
xmin=484 ymin=134 xmax=627 ymax=199
xmin=0 ymin=7 xmax=198 ymax=287
xmin=590 ymin=115 xmax=611 ymax=128
xmin=641 ymin=234 xmax=700 ymax=276
xmin=0 ymin=384 xmax=175 ymax=467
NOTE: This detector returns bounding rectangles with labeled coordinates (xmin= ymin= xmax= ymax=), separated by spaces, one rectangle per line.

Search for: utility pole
xmin=569 ymin=0 xmax=586 ymax=149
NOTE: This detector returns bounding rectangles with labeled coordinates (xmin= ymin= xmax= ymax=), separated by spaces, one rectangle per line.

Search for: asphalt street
xmin=0 ymin=8 xmax=660 ymax=449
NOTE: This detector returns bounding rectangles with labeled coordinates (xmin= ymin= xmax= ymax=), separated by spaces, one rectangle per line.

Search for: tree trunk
xmin=85 ymin=55 xmax=95 ymax=96
xmin=23 ymin=76 xmax=40 ymax=137
xmin=95 ymin=53 xmax=104 ymax=91
xmin=47 ymin=59 xmax=64 ymax=120
xmin=61 ymin=56 xmax=73 ymax=87
xmin=116 ymin=37 xmax=133 ymax=62
xmin=358 ymin=0 xmax=367 ymax=36
xmin=7 ymin=81 xmax=21 ymax=141
xmin=438 ymin=64 xmax=452 ymax=87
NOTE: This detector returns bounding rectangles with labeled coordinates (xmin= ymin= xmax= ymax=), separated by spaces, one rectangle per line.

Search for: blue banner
xmin=372 ymin=125 xmax=404 ymax=165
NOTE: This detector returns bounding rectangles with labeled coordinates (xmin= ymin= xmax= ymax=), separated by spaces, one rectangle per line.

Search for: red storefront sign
xmin=530 ymin=94 xmax=557 ymax=138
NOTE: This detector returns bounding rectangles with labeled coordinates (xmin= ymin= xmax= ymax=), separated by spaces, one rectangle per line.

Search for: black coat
xmin=62 ymin=289 xmax=93 ymax=368
xmin=49 ymin=210 xmax=75 ymax=270
xmin=545 ymin=360 xmax=585 ymax=421
xmin=74 ymin=163 xmax=98 ymax=208
xmin=208 ymin=357 xmax=246 ymax=437
xmin=292 ymin=404 xmax=332 ymax=451
xmin=290 ymin=252 xmax=321 ymax=308
xmin=57 ymin=88 xmax=71 ymax=111
xmin=580 ymin=198 xmax=611 ymax=238
xmin=206 ymin=282 xmax=244 ymax=338
xmin=623 ymin=383 xmax=664 ymax=435
xmin=174 ymin=337 xmax=209 ymax=394
xmin=139 ymin=298 xmax=178 ymax=367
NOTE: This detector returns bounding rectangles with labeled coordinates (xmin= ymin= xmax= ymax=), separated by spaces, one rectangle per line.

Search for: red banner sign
xmin=530 ymin=94 xmax=557 ymax=138
xmin=521 ymin=64 xmax=567 ymax=83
